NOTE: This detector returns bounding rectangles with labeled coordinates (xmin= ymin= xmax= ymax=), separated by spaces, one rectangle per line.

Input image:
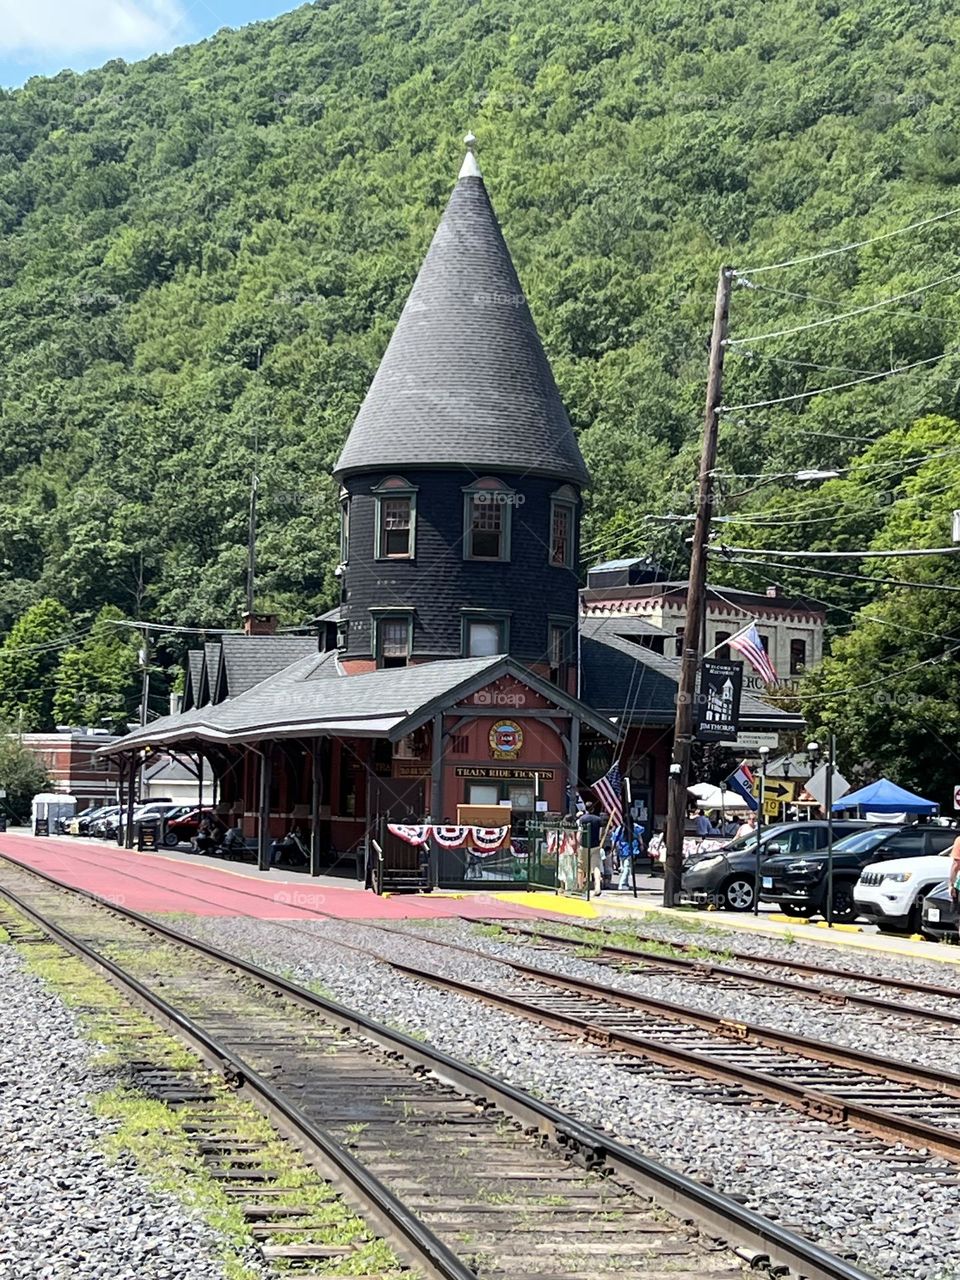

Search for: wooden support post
xmin=429 ymin=712 xmax=444 ymax=888
xmin=257 ymin=749 xmax=271 ymax=872
xmin=567 ymin=715 xmax=580 ymax=816
xmin=124 ymin=755 xmax=136 ymax=848
xmin=310 ymin=738 xmax=322 ymax=878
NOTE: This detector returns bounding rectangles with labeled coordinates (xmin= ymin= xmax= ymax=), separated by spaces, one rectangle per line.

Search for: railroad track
xmin=495 ymin=920 xmax=960 ymax=1019
xmin=0 ymin=852 xmax=872 ymax=1280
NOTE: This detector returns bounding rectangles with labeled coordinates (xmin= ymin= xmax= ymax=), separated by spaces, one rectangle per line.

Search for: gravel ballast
xmin=0 ymin=942 xmax=237 ymax=1280
xmin=173 ymin=910 xmax=960 ymax=1278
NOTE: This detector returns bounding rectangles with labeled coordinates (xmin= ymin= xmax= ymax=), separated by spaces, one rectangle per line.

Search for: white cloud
xmin=0 ymin=0 xmax=189 ymax=56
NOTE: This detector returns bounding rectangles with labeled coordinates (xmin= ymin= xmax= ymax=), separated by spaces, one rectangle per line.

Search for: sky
xmin=0 ymin=0 xmax=303 ymax=88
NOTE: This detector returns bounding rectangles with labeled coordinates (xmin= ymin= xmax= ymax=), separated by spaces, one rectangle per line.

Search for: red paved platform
xmin=0 ymin=832 xmax=551 ymax=922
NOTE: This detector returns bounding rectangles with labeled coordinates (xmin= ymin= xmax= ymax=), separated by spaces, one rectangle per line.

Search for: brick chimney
xmin=765 ymin=585 xmax=779 ymax=598
xmin=242 ymin=611 xmax=278 ymax=636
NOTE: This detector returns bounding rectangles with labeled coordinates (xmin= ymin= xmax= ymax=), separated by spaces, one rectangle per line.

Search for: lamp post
xmin=753 ymin=746 xmax=769 ymax=916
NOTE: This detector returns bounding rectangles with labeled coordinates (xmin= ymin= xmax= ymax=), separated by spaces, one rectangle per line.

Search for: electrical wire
xmin=718 ymin=555 xmax=960 ymax=595
xmin=713 ymin=441 xmax=960 ymax=481
xmin=726 ymin=269 xmax=960 ymax=346
xmin=735 ymin=207 xmax=960 ymax=276
xmin=710 ymin=543 xmax=960 ymax=560
xmin=733 ymin=279 xmax=959 ymax=328
xmin=721 ymin=347 xmax=960 ymax=412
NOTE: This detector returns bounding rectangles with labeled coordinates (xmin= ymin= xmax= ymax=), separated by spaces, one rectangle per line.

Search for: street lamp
xmin=807 ymin=736 xmax=836 ymax=926
xmin=754 ymin=745 xmax=770 ymax=916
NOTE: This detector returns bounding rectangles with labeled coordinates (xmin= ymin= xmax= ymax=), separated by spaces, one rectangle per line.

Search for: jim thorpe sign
xmin=695 ymin=658 xmax=744 ymax=743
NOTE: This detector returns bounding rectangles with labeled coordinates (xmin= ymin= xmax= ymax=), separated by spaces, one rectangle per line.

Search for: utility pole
xmin=138 ymin=627 xmax=150 ymax=805
xmin=663 ymin=266 xmax=733 ymax=907
xmin=246 ymin=471 xmax=258 ymax=616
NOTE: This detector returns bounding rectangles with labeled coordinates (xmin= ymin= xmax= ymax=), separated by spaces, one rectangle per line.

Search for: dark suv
xmin=680 ymin=820 xmax=872 ymax=912
xmin=759 ymin=825 xmax=957 ymax=922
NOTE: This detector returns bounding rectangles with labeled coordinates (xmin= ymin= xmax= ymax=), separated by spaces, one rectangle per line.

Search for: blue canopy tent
xmin=831 ymin=778 xmax=939 ymax=816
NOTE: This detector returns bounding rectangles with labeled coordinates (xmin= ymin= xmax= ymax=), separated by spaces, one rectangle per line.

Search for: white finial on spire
xmin=459 ymin=131 xmax=482 ymax=178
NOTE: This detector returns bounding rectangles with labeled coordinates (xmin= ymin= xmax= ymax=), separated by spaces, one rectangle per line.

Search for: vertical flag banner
xmin=695 ymin=659 xmax=744 ymax=742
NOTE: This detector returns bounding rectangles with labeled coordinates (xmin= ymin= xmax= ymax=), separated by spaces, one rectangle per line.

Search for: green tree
xmin=0 ymin=729 xmax=49 ymax=822
xmin=53 ymin=606 xmax=142 ymax=732
xmin=0 ymin=599 xmax=72 ymax=731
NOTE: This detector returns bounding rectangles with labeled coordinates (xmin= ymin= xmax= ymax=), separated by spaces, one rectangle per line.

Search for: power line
xmin=103 ymin=620 xmax=246 ymax=636
xmin=713 ymin=441 xmax=960 ymax=481
xmin=767 ymin=644 xmax=960 ymax=704
xmin=726 ymin=269 xmax=960 ymax=346
xmin=719 ymin=555 xmax=960 ymax=594
xmin=710 ymin=542 xmax=960 ymax=560
xmin=736 ymin=206 xmax=960 ymax=276
xmin=733 ymin=279 xmax=959 ymax=328
xmin=721 ymin=346 xmax=959 ymax=411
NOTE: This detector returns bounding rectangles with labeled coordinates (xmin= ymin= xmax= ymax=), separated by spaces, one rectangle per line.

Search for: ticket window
xmin=468 ymin=783 xmax=500 ymax=806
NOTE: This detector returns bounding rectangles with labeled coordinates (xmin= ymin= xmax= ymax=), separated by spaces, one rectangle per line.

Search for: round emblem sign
xmin=489 ymin=720 xmax=523 ymax=759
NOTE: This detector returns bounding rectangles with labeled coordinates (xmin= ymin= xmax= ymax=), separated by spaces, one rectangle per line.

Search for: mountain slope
xmin=1 ymin=0 xmax=959 ymax=632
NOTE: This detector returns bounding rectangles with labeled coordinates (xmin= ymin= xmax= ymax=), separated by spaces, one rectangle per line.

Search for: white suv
xmin=854 ymin=833 xmax=958 ymax=933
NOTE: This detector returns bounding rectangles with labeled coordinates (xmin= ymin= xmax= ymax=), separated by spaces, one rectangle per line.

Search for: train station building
xmin=101 ymin=142 xmax=798 ymax=882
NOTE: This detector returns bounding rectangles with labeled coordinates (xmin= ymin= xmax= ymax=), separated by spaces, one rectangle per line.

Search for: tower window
xmin=714 ymin=631 xmax=731 ymax=660
xmin=549 ymin=489 xmax=577 ymax=568
xmin=380 ymin=497 xmax=412 ymax=557
xmin=372 ymin=477 xmax=417 ymax=559
xmin=790 ymin=638 xmax=807 ymax=674
xmin=463 ymin=478 xmax=512 ymax=561
xmin=373 ymin=613 xmax=413 ymax=668
xmin=463 ymin=614 xmax=509 ymax=657
xmin=339 ymin=489 xmax=350 ymax=564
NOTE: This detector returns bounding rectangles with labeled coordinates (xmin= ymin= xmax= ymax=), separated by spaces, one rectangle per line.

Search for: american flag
xmin=592 ymin=760 xmax=623 ymax=824
xmin=729 ymin=623 xmax=779 ymax=685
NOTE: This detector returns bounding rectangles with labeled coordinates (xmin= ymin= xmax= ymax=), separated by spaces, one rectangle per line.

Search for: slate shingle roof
xmin=579 ymin=620 xmax=803 ymax=728
xmin=334 ymin=173 xmax=589 ymax=487
xmin=184 ymin=651 xmax=204 ymax=710
xmin=217 ymin=635 xmax=319 ymax=699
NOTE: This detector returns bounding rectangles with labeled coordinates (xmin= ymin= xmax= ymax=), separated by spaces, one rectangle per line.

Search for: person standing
xmin=694 ymin=809 xmax=712 ymax=836
xmin=736 ymin=813 xmax=756 ymax=841
xmin=580 ymin=802 xmax=606 ymax=895
xmin=950 ymin=832 xmax=960 ymax=931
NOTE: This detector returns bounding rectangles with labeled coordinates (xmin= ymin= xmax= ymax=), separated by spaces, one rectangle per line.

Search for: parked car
xmin=90 ymin=806 xmax=123 ymax=838
xmin=760 ymin=824 xmax=957 ymax=923
xmin=920 ymin=880 xmax=958 ymax=943
xmin=114 ymin=801 xmax=181 ymax=844
xmin=853 ymin=830 xmax=960 ymax=933
xmin=680 ymin=820 xmax=873 ymax=912
xmin=164 ymin=808 xmax=224 ymax=847
xmin=67 ymin=805 xmax=110 ymax=836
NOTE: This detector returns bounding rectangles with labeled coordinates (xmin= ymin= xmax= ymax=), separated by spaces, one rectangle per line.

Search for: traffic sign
xmin=762 ymin=779 xmax=799 ymax=805
xmin=763 ymin=798 xmax=781 ymax=819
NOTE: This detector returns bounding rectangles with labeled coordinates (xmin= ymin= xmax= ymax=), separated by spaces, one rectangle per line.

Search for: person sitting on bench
xmin=270 ymin=824 xmax=308 ymax=868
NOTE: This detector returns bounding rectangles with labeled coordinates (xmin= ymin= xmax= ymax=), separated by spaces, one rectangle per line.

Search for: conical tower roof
xmin=334 ymin=141 xmax=590 ymax=486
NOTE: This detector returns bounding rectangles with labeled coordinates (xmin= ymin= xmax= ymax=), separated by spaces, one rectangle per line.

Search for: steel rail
xmin=0 ymin=851 xmax=875 ymax=1280
xmin=0 ymin=880 xmax=477 ymax=1280
xmin=502 ymin=919 xmax=960 ymax=1002
xmin=388 ymin=958 xmax=960 ymax=1165
xmin=494 ymin=922 xmax=960 ymax=1028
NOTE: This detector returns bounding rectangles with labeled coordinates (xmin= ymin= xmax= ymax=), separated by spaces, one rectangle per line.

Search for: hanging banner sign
xmin=695 ymin=659 xmax=744 ymax=742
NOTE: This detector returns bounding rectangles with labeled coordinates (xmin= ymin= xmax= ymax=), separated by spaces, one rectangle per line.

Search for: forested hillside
xmin=2 ymin=0 xmax=960 ymax=786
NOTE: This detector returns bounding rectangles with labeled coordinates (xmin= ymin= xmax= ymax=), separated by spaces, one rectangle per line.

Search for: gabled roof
xmin=579 ymin=622 xmax=803 ymax=730
xmin=183 ymin=651 xmax=204 ymax=712
xmin=195 ymin=641 xmax=221 ymax=708
xmin=99 ymin=653 xmax=617 ymax=753
xmin=334 ymin=154 xmax=589 ymax=487
xmin=216 ymin=635 xmax=319 ymax=701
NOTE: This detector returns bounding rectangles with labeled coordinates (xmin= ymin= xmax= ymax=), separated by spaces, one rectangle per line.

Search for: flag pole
xmin=703 ymin=618 xmax=757 ymax=660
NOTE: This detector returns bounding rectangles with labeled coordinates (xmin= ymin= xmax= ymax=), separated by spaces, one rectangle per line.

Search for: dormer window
xmin=372 ymin=476 xmax=417 ymax=559
xmin=463 ymin=477 xmax=513 ymax=561
xmin=549 ymin=485 xmax=577 ymax=569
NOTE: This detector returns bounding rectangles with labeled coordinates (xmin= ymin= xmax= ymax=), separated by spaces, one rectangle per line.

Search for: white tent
xmin=687 ymin=782 xmax=752 ymax=812
xmin=31 ymin=792 xmax=77 ymax=829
